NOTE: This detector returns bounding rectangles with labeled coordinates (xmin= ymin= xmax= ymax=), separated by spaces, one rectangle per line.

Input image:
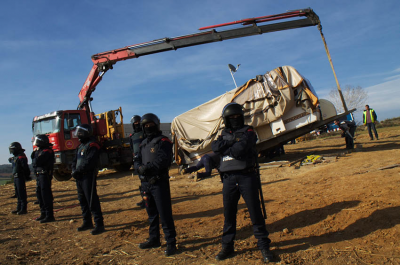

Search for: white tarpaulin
xmin=172 ymin=66 xmax=319 ymax=165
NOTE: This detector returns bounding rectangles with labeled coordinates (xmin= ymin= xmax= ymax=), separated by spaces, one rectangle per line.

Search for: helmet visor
xmin=33 ymin=137 xmax=41 ymax=147
xmin=73 ymin=125 xmax=90 ymax=139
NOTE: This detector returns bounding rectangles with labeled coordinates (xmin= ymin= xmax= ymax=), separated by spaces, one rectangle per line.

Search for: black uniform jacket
xmin=134 ymin=133 xmax=172 ymax=177
xmin=31 ymin=147 xmax=54 ymax=173
xmin=72 ymin=138 xmax=101 ymax=174
xmin=212 ymin=126 xmax=257 ymax=172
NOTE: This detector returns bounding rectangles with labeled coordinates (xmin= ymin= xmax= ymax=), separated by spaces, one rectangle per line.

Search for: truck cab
xmin=32 ymin=109 xmax=133 ymax=181
xmin=32 ymin=110 xmax=89 ymax=180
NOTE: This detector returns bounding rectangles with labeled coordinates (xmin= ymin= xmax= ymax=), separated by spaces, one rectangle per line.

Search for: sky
xmin=1 ymin=0 xmax=399 ymax=164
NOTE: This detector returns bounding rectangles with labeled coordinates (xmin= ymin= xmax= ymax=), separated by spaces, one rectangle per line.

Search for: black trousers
xmin=76 ymin=173 xmax=104 ymax=226
xmin=344 ymin=127 xmax=356 ymax=149
xmin=221 ymin=172 xmax=271 ymax=249
xmin=141 ymin=177 xmax=176 ymax=245
xmin=14 ymin=176 xmax=27 ymax=211
xmin=36 ymin=174 xmax=54 ymax=217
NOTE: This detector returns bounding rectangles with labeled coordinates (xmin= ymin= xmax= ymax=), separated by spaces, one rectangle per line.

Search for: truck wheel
xmin=113 ymin=163 xmax=132 ymax=172
xmin=53 ymin=170 xmax=72 ymax=181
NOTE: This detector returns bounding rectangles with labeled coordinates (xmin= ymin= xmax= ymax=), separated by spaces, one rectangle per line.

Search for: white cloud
xmin=364 ymin=78 xmax=400 ymax=118
xmin=385 ymin=74 xmax=400 ymax=81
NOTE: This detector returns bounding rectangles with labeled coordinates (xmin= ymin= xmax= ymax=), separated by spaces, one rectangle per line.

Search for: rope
xmin=318 ymin=24 xmax=348 ymax=112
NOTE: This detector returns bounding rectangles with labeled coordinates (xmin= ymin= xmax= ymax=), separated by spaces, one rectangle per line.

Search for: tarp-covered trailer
xmin=172 ymin=65 xmax=353 ymax=166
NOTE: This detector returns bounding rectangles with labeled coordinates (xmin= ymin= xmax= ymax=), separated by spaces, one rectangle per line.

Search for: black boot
xmin=10 ymin=194 xmax=17 ymax=199
xmin=17 ymin=209 xmax=27 ymax=215
xmin=77 ymin=221 xmax=94 ymax=232
xmin=91 ymin=225 xmax=105 ymax=235
xmin=216 ymin=246 xmax=234 ymax=261
xmin=139 ymin=239 xmax=161 ymax=249
xmin=164 ymin=243 xmax=177 ymax=256
xmin=136 ymin=200 xmax=146 ymax=209
xmin=35 ymin=213 xmax=46 ymax=221
xmin=11 ymin=208 xmax=21 ymax=214
xmin=40 ymin=216 xmax=55 ymax=223
xmin=33 ymin=200 xmax=40 ymax=205
xmin=261 ymin=249 xmax=274 ymax=263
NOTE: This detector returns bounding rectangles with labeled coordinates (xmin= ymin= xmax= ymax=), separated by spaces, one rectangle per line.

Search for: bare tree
xmin=328 ymin=85 xmax=368 ymax=113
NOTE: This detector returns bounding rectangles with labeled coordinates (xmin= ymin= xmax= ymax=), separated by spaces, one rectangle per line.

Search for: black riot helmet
xmin=9 ymin=142 xmax=24 ymax=155
xmin=222 ymin=102 xmax=245 ymax=130
xmin=141 ymin=113 xmax=160 ymax=138
xmin=130 ymin=115 xmax=142 ymax=133
xmin=33 ymin=134 xmax=52 ymax=148
xmin=74 ymin=124 xmax=93 ymax=142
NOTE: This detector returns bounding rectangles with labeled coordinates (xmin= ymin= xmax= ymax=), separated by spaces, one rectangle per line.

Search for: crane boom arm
xmin=78 ymin=8 xmax=320 ymax=111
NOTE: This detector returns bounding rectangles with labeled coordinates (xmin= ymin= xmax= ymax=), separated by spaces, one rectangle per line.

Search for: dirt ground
xmin=1 ymin=126 xmax=399 ymax=265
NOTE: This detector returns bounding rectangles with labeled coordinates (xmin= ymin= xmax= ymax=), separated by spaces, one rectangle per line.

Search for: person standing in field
xmin=211 ymin=103 xmax=274 ymax=263
xmin=9 ymin=142 xmax=29 ymax=215
xmin=71 ymin=124 xmax=105 ymax=235
xmin=363 ymin=105 xmax=379 ymax=140
xmin=134 ymin=113 xmax=177 ymax=256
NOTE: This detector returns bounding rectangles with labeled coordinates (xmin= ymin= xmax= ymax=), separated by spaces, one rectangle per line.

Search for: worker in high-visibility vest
xmin=363 ymin=105 xmax=379 ymax=140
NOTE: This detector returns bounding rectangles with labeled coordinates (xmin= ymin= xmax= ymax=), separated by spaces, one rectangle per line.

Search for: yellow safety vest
xmin=363 ymin=109 xmax=375 ymax=123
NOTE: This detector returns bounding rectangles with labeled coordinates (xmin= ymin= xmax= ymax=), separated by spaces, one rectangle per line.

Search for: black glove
xmin=223 ymin=134 xmax=236 ymax=146
xmin=138 ymin=165 xmax=147 ymax=176
xmin=71 ymin=171 xmax=80 ymax=180
xmin=8 ymin=157 xmax=13 ymax=163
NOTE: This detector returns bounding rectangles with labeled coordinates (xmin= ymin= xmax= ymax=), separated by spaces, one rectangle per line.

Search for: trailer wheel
xmin=53 ymin=170 xmax=72 ymax=181
xmin=113 ymin=163 xmax=132 ymax=172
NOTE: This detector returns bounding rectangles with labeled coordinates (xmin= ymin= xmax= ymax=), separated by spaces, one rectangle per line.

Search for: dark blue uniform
xmin=212 ymin=126 xmax=271 ymax=250
xmin=31 ymin=147 xmax=55 ymax=219
xmin=11 ymin=153 xmax=29 ymax=213
xmin=130 ymin=130 xmax=145 ymax=157
xmin=185 ymin=152 xmax=220 ymax=178
xmin=72 ymin=138 xmax=104 ymax=227
xmin=134 ymin=133 xmax=176 ymax=245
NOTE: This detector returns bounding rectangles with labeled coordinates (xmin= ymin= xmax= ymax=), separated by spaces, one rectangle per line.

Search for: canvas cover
xmin=171 ymin=65 xmax=319 ymax=165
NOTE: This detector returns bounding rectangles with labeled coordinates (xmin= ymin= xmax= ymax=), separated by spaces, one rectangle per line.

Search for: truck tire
xmin=53 ymin=170 xmax=72 ymax=181
xmin=113 ymin=163 xmax=132 ymax=172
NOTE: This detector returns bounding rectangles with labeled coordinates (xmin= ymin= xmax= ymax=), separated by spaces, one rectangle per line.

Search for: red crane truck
xmin=32 ymin=8 xmax=350 ymax=181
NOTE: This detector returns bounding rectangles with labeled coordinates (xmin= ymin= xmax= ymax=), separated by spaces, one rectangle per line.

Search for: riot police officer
xmin=71 ymin=124 xmax=105 ymax=235
xmin=134 ymin=113 xmax=177 ymax=256
xmin=130 ymin=115 xmax=146 ymax=208
xmin=31 ymin=134 xmax=55 ymax=223
xmin=211 ymin=103 xmax=274 ymax=263
xmin=9 ymin=142 xmax=29 ymax=215
xmin=130 ymin=115 xmax=145 ymax=156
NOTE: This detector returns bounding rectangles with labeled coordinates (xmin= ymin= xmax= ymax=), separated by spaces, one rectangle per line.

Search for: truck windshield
xmin=33 ymin=117 xmax=61 ymax=136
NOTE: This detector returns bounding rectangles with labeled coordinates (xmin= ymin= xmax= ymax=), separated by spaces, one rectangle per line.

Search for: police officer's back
xmin=31 ymin=134 xmax=55 ymax=223
xmin=71 ymin=124 xmax=105 ymax=235
xmin=9 ymin=142 xmax=29 ymax=215
xmin=134 ymin=113 xmax=177 ymax=256
xmin=211 ymin=103 xmax=274 ymax=263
